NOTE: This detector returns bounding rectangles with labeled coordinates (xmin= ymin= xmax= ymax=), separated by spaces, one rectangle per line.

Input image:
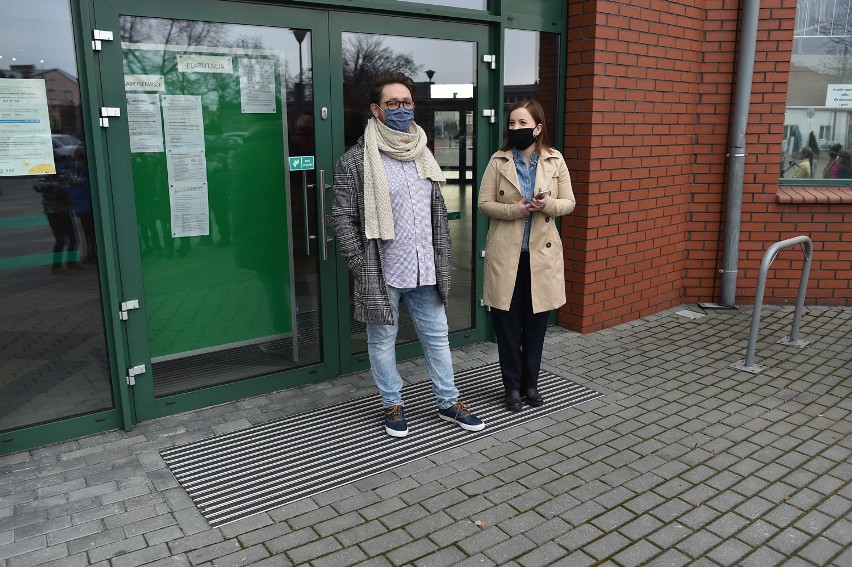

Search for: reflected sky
xmin=3 ymin=2 xmax=536 ymax=90
xmin=3 ymin=1 xmax=77 ymax=77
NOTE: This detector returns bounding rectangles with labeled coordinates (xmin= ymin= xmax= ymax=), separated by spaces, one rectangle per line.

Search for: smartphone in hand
xmin=535 ymin=189 xmax=551 ymax=201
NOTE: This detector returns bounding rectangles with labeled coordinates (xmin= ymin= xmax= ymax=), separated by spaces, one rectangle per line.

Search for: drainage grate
xmin=160 ymin=362 xmax=602 ymax=527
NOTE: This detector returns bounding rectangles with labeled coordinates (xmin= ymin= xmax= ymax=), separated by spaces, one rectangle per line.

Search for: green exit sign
xmin=289 ymin=156 xmax=315 ymax=171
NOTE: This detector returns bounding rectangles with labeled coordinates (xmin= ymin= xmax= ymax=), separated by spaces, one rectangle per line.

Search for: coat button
xmin=499 ymin=190 xmax=504 ymax=196
xmin=546 ymin=242 xmax=552 ymax=248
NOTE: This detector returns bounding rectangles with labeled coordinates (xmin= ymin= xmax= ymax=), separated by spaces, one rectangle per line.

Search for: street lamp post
xmin=292 ymin=30 xmax=307 ymax=114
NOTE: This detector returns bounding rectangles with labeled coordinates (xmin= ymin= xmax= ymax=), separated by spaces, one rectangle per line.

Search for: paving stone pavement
xmin=1 ymin=304 xmax=850 ymax=567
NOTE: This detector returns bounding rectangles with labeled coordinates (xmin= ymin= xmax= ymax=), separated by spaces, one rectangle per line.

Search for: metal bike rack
xmin=731 ymin=235 xmax=813 ymax=374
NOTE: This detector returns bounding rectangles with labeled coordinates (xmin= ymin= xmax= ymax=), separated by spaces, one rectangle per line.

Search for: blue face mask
xmin=382 ymin=107 xmax=415 ymax=132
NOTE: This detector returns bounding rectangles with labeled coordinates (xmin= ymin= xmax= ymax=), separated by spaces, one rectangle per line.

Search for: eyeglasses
xmin=378 ymin=100 xmax=415 ymax=110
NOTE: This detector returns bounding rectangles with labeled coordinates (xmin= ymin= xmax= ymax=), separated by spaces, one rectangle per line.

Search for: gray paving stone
xmin=739 ymin=546 xmax=786 ymax=567
xmin=286 ymin=536 xmax=341 ymax=564
xmin=798 ymin=536 xmax=844 ymax=566
xmin=87 ymin=534 xmax=148 ymax=564
xmin=383 ymin=535 xmax=438 ymax=565
xmin=706 ymin=537 xmax=752 ymax=566
xmin=5 ymin=543 xmax=69 ymax=567
xmin=167 ymin=528 xmax=223 ymax=554
xmin=482 ymin=533 xmax=536 ymax=564
xmin=612 ymin=539 xmax=662 ymax=567
xmin=310 ymin=545 xmax=368 ymax=567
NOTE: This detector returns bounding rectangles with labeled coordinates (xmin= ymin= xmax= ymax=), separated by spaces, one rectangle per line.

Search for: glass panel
xmin=504 ymin=29 xmax=560 ymax=135
xmin=783 ymin=0 xmax=852 ymax=179
xmin=396 ymin=0 xmax=487 ymax=10
xmin=340 ymin=32 xmax=477 ymax=354
xmin=119 ymin=17 xmax=323 ymax=396
xmin=0 ymin=1 xmax=113 ymax=431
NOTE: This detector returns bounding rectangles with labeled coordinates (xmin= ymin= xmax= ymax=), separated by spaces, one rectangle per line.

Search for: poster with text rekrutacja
xmin=0 ymin=79 xmax=56 ymax=176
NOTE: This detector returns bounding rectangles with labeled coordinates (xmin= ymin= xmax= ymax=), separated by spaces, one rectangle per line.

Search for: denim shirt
xmin=513 ymin=147 xmax=539 ymax=251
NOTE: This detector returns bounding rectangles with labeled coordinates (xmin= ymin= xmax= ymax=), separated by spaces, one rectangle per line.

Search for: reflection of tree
xmin=342 ymin=35 xmax=421 ymax=110
xmin=807 ymin=0 xmax=852 ymax=50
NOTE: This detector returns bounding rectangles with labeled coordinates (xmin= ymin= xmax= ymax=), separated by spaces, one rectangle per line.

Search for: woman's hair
xmin=500 ymin=100 xmax=553 ymax=153
xmin=799 ymin=146 xmax=813 ymax=160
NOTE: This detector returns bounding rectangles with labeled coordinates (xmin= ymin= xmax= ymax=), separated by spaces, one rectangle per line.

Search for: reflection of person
xmin=837 ymin=150 xmax=852 ymax=179
xmin=478 ymin=100 xmax=576 ymax=412
xmin=823 ymin=143 xmax=842 ymax=179
xmin=792 ymin=146 xmax=813 ymax=178
xmin=70 ymin=146 xmax=97 ymax=263
xmin=34 ymin=153 xmax=80 ymax=274
xmin=330 ymin=71 xmax=484 ymax=438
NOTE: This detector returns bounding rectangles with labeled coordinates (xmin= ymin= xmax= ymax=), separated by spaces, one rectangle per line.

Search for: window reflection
xmin=119 ymin=17 xmax=324 ymax=396
xmin=783 ymin=0 xmax=852 ymax=179
xmin=396 ymin=0 xmax=487 ymax=9
xmin=504 ymin=29 xmax=560 ymax=137
xmin=341 ymin=33 xmax=477 ymax=354
xmin=0 ymin=1 xmax=112 ymax=433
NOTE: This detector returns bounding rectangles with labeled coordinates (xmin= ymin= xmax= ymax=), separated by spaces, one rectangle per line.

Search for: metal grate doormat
xmin=160 ymin=362 xmax=602 ymax=527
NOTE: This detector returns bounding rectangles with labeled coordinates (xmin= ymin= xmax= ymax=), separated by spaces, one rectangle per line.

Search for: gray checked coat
xmin=330 ymin=136 xmax=452 ymax=325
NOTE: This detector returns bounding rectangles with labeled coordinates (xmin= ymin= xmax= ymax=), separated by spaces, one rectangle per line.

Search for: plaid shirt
xmin=330 ymin=136 xmax=452 ymax=325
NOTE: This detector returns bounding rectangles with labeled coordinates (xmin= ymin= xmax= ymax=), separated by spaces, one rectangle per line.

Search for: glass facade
xmin=0 ymin=1 xmax=113 ymax=433
xmin=340 ymin=32 xmax=479 ymax=355
xmin=0 ymin=0 xmax=564 ymax=453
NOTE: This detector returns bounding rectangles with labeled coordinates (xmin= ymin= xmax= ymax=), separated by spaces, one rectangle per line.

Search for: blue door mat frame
xmin=160 ymin=362 xmax=602 ymax=527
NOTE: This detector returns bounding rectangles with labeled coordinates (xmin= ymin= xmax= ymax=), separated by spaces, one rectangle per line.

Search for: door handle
xmin=302 ymin=173 xmax=311 ymax=256
xmin=317 ymin=169 xmax=333 ymax=261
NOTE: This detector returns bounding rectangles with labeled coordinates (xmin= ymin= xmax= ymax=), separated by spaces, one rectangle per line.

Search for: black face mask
xmin=508 ymin=127 xmax=537 ymax=151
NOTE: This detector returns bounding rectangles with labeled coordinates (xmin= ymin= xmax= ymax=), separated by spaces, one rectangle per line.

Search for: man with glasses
xmin=331 ymin=71 xmax=485 ymax=438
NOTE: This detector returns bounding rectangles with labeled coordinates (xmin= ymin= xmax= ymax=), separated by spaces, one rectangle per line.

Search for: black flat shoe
xmin=524 ymin=388 xmax=544 ymax=407
xmin=505 ymin=390 xmax=522 ymax=412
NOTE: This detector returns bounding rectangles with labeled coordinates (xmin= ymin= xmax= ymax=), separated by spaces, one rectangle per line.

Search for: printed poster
xmin=0 ymin=79 xmax=56 ymax=176
xmin=126 ymin=93 xmax=164 ymax=153
xmin=238 ymin=58 xmax=276 ymax=114
xmin=162 ymin=95 xmax=209 ymax=236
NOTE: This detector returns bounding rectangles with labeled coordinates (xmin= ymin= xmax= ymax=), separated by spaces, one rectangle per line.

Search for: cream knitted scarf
xmin=363 ymin=117 xmax=445 ymax=240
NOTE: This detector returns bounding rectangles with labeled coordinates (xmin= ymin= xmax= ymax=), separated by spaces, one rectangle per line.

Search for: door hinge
xmin=119 ymin=299 xmax=139 ymax=321
xmin=482 ymin=109 xmax=496 ymax=124
xmin=483 ymin=54 xmax=497 ymax=70
xmin=92 ymin=29 xmax=114 ymax=52
xmin=126 ymin=364 xmax=146 ymax=386
xmin=99 ymin=107 xmax=120 ymax=128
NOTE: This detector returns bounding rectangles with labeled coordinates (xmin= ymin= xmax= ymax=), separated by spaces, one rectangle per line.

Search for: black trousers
xmin=491 ymin=251 xmax=550 ymax=392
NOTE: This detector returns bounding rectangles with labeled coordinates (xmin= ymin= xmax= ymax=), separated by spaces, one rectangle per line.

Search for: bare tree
xmin=342 ymin=35 xmax=420 ymax=110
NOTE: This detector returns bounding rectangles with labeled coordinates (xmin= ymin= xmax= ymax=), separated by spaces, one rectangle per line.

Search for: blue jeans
xmin=367 ymin=285 xmax=459 ymax=409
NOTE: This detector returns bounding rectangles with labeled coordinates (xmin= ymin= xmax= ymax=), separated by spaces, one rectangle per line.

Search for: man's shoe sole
xmin=385 ymin=426 xmax=408 ymax=437
xmin=438 ymin=413 xmax=485 ymax=432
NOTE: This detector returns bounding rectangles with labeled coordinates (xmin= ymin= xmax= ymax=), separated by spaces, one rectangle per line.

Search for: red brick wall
xmin=560 ymin=0 xmax=852 ymax=333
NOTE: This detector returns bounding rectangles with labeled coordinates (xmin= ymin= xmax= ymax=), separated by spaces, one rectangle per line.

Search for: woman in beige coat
xmin=478 ymin=100 xmax=575 ymax=411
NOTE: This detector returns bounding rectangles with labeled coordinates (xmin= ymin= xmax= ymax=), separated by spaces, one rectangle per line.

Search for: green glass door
xmin=328 ymin=14 xmax=493 ymax=373
xmin=94 ymin=0 xmax=338 ymax=420
xmin=93 ymin=0 xmax=494 ymax=423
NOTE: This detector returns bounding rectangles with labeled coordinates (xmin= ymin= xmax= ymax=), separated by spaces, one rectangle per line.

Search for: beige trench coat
xmin=478 ymin=147 xmax=576 ymax=313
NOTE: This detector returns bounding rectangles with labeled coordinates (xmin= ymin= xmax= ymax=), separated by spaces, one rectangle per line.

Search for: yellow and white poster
xmin=0 ymin=79 xmax=56 ymax=176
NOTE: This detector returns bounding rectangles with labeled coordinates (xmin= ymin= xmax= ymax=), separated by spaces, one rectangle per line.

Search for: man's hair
xmin=499 ymin=100 xmax=553 ymax=154
xmin=369 ymin=71 xmax=416 ymax=106
xmin=830 ymin=143 xmax=842 ymax=153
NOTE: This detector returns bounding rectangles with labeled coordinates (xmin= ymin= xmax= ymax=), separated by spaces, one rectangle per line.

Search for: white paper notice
xmin=167 ymin=150 xmax=209 ymax=237
xmin=126 ymin=94 xmax=164 ymax=153
xmin=239 ymin=59 xmax=277 ymax=114
xmin=825 ymin=84 xmax=852 ymax=108
xmin=0 ymin=79 xmax=56 ymax=176
xmin=162 ymin=95 xmax=205 ymax=149
xmin=162 ymin=95 xmax=208 ymax=236
xmin=124 ymin=74 xmax=165 ymax=92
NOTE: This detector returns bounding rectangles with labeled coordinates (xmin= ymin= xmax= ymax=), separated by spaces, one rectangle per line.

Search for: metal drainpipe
xmin=720 ymin=0 xmax=761 ymax=307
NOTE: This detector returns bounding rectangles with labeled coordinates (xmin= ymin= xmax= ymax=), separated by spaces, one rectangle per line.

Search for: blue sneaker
xmin=385 ymin=405 xmax=408 ymax=437
xmin=438 ymin=401 xmax=485 ymax=432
